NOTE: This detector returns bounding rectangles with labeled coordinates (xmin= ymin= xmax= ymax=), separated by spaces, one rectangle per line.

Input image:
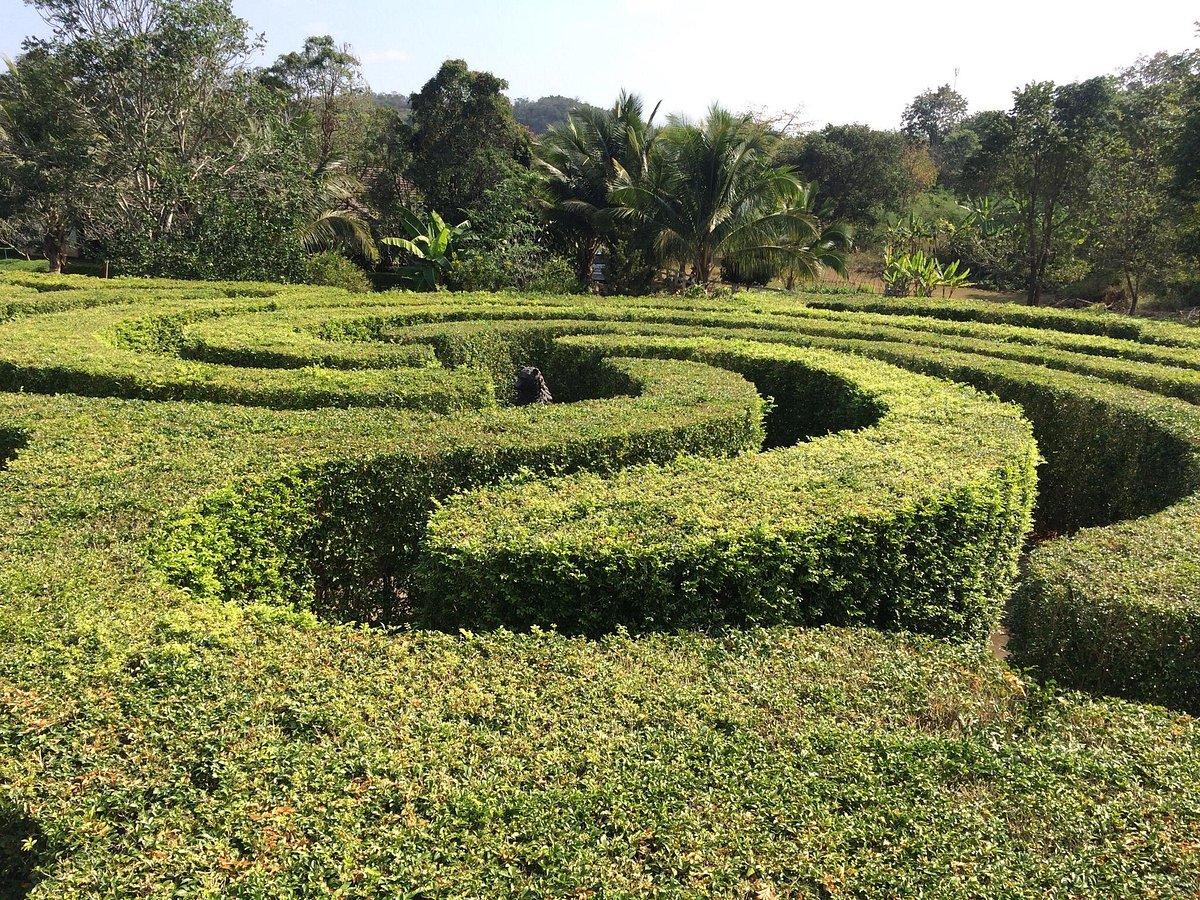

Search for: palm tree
xmin=612 ymin=106 xmax=850 ymax=287
xmin=536 ymin=91 xmax=659 ymax=282
xmin=780 ymin=182 xmax=854 ymax=289
xmin=297 ymin=159 xmax=379 ymax=265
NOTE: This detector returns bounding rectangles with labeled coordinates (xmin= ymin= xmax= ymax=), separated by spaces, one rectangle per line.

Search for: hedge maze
xmin=1 ymin=274 xmax=1198 ymax=896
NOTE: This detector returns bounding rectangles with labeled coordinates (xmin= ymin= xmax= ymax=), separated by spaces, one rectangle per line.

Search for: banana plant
xmin=381 ymin=208 xmax=470 ymax=291
xmin=883 ymin=247 xmax=971 ymax=298
xmin=882 ymin=245 xmax=914 ymax=296
xmin=937 ymin=259 xmax=971 ymax=298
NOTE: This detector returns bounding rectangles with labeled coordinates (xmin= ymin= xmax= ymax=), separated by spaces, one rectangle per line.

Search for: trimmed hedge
xmin=418 ymin=339 xmax=1036 ymax=642
xmin=0 ymin=302 xmax=497 ymax=411
xmin=150 ymin=355 xmax=766 ymax=623
xmin=2 ymin=276 xmax=1200 ymax=895
xmin=1013 ymin=505 xmax=1200 ymax=713
xmin=806 ymin=293 xmax=1200 ymax=347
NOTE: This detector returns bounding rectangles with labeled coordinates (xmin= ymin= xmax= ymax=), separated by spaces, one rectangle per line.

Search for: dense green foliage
xmin=777 ymin=125 xmax=930 ymax=230
xmin=2 ymin=4 xmax=1198 ymax=303
xmin=612 ymin=108 xmax=853 ymax=287
xmin=1 ymin=274 xmax=1200 ymax=896
xmin=3 ymin=8 xmax=858 ymax=294
xmin=302 ymin=251 xmax=372 ymax=293
xmin=420 ymin=338 xmax=1034 ymax=641
xmin=152 ymin=350 xmax=767 ymax=624
xmin=405 ymin=60 xmax=532 ymax=219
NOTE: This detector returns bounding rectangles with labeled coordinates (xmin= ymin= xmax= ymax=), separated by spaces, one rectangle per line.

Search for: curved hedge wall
xmin=151 ymin=354 xmax=768 ymax=624
xmin=1 ymin=272 xmax=1199 ymax=896
xmin=419 ymin=338 xmax=1036 ymax=641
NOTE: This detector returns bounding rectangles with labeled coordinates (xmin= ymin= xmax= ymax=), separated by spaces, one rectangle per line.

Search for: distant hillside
xmin=513 ymin=95 xmax=604 ymax=134
xmin=370 ymin=91 xmax=601 ymax=134
xmin=372 ymin=91 xmax=412 ymax=115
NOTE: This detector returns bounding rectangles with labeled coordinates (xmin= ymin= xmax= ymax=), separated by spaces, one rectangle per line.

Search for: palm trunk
xmin=695 ymin=245 xmax=714 ymax=288
xmin=577 ymin=238 xmax=599 ymax=284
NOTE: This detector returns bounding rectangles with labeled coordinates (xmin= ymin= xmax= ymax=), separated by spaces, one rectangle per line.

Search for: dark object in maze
xmin=514 ymin=366 xmax=553 ymax=406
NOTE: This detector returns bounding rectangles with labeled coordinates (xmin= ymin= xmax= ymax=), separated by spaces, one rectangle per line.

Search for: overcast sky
xmin=2 ymin=0 xmax=1196 ymax=128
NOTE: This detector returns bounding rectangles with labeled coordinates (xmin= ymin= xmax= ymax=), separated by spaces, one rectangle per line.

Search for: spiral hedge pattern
xmin=0 ymin=272 xmax=1198 ymax=896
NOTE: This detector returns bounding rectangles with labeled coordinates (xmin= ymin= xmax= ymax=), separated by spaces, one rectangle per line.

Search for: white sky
xmin=2 ymin=0 xmax=1197 ymax=128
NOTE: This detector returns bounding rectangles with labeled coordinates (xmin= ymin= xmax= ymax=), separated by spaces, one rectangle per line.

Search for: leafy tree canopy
xmin=777 ymin=125 xmax=919 ymax=228
xmin=406 ymin=59 xmax=531 ymax=220
xmin=261 ymin=35 xmax=370 ymax=173
xmin=902 ymin=84 xmax=968 ymax=146
xmin=22 ymin=0 xmax=262 ymax=242
xmin=0 ymin=45 xmax=98 ymax=271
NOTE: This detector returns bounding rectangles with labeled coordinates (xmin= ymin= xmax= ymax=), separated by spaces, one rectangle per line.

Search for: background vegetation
xmin=5 ymin=0 xmax=1195 ymax=308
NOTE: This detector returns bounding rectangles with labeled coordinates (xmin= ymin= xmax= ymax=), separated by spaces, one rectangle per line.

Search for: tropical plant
xmin=381 ymin=207 xmax=469 ymax=291
xmin=612 ymin=106 xmax=851 ymax=288
xmin=882 ymin=247 xmax=971 ymax=298
xmin=885 ymin=212 xmax=941 ymax=255
xmin=296 ymin=159 xmax=379 ymax=264
xmin=536 ymin=91 xmax=659 ymax=282
xmin=779 ymin=183 xmax=854 ymax=289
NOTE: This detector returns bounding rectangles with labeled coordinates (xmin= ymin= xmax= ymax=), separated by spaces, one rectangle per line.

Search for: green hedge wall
xmin=417 ymin=339 xmax=1036 ymax=642
xmin=3 ymin=277 xmax=1200 ymax=894
xmin=150 ymin=355 xmax=766 ymax=623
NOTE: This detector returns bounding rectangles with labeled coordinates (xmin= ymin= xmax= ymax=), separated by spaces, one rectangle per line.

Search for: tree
xmin=23 ymin=0 xmax=263 ymax=248
xmin=0 ymin=46 xmax=98 ymax=271
xmin=447 ymin=170 xmax=575 ymax=292
xmin=902 ymin=84 xmax=968 ymax=147
xmin=260 ymin=37 xmax=379 ymax=264
xmin=940 ymin=110 xmax=1012 ymax=197
xmin=778 ymin=184 xmax=854 ymax=289
xmin=743 ymin=104 xmax=809 ymax=137
xmin=1088 ymin=51 xmax=1199 ymax=311
xmin=776 ymin=125 xmax=921 ymax=229
xmin=372 ymin=91 xmax=411 ymax=115
xmin=536 ymin=91 xmax=659 ymax=282
xmin=1088 ymin=146 xmax=1171 ymax=312
xmin=109 ymin=123 xmax=312 ymax=282
xmin=899 ymin=143 xmax=938 ymax=203
xmin=295 ymin=159 xmax=379 ymax=265
xmin=613 ymin=106 xmax=851 ymax=287
xmin=355 ymin=106 xmax=418 ymax=237
xmin=261 ymin=35 xmax=369 ymax=174
xmin=406 ymin=59 xmax=531 ymax=219
xmin=1006 ymin=78 xmax=1117 ymax=304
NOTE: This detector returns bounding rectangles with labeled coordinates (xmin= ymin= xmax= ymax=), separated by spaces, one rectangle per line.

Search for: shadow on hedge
xmin=0 ymin=428 xmax=27 ymax=471
xmin=0 ymin=801 xmax=44 ymax=899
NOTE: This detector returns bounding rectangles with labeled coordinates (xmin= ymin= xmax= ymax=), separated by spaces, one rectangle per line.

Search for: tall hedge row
xmin=150 ymin=356 xmax=767 ymax=623
xmin=2 ymin=276 xmax=1200 ymax=895
xmin=416 ymin=338 xmax=1036 ymax=641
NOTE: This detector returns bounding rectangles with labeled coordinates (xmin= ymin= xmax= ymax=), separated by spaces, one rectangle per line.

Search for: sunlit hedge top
xmin=1 ymin=273 xmax=1200 ymax=895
